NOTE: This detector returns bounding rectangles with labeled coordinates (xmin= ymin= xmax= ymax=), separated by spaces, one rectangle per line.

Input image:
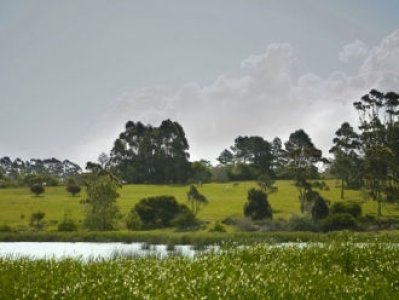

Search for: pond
xmin=0 ymin=242 xmax=202 ymax=260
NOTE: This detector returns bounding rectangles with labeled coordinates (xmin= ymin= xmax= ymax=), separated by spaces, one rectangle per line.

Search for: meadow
xmin=1 ymin=241 xmax=399 ymax=299
xmin=1 ymin=179 xmax=399 ymax=231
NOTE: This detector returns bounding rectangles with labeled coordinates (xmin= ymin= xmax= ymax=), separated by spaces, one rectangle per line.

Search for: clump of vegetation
xmin=208 ymin=221 xmax=226 ymax=232
xmin=187 ymin=185 xmax=208 ymax=215
xmin=134 ymin=195 xmax=195 ymax=229
xmin=66 ymin=179 xmax=82 ymax=197
xmin=30 ymin=183 xmax=45 ymax=197
xmin=125 ymin=210 xmax=143 ymax=231
xmin=57 ymin=213 xmax=78 ymax=231
xmin=244 ymin=188 xmax=272 ymax=220
xmin=321 ymin=213 xmax=358 ymax=231
xmin=30 ymin=211 xmax=45 ymax=229
xmin=83 ymin=175 xmax=121 ymax=231
xmin=330 ymin=202 xmax=362 ymax=219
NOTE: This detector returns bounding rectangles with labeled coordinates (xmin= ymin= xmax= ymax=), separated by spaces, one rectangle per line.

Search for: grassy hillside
xmin=1 ymin=180 xmax=399 ymax=230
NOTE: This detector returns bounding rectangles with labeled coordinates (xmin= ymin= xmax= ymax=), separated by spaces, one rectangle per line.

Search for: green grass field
xmin=1 ymin=180 xmax=399 ymax=230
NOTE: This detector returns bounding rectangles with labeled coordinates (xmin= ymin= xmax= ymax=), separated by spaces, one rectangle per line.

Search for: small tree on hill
xmin=30 ymin=183 xmax=45 ymax=197
xmin=244 ymin=188 xmax=273 ymax=220
xmin=66 ymin=183 xmax=81 ymax=196
xmin=83 ymin=175 xmax=121 ymax=231
xmin=187 ymin=185 xmax=208 ymax=215
xmin=30 ymin=211 xmax=45 ymax=228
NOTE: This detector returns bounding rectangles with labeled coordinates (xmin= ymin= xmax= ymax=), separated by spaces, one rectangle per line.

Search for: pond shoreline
xmin=1 ymin=230 xmax=399 ymax=245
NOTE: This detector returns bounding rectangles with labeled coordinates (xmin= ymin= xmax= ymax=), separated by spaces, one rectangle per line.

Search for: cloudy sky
xmin=1 ymin=0 xmax=399 ymax=166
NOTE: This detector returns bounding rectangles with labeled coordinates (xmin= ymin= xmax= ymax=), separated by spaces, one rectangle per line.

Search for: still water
xmin=0 ymin=242 xmax=198 ymax=260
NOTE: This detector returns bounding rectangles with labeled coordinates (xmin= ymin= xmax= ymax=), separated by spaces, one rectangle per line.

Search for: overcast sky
xmin=1 ymin=0 xmax=399 ymax=166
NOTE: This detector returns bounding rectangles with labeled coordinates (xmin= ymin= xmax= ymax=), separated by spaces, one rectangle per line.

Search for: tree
xmin=329 ymin=122 xmax=361 ymax=199
xmin=187 ymin=185 xmax=208 ymax=215
xmin=243 ymin=188 xmax=272 ymax=220
xmin=285 ymin=129 xmax=325 ymax=213
xmin=66 ymin=182 xmax=81 ymax=196
xmin=30 ymin=183 xmax=45 ymax=197
xmin=190 ymin=160 xmax=212 ymax=184
xmin=110 ymin=120 xmax=191 ymax=183
xmin=219 ymin=136 xmax=274 ymax=180
xmin=217 ymin=149 xmax=234 ymax=165
xmin=83 ymin=175 xmax=121 ymax=230
xmin=353 ymin=89 xmax=399 ymax=216
xmin=256 ymin=174 xmax=278 ymax=194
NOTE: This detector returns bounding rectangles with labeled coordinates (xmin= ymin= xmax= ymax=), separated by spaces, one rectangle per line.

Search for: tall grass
xmin=1 ymin=241 xmax=398 ymax=299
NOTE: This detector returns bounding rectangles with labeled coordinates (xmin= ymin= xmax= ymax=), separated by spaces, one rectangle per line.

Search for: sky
xmin=1 ymin=0 xmax=399 ymax=166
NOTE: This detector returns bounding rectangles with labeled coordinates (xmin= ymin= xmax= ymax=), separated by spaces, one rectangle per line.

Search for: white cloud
xmin=339 ymin=40 xmax=369 ymax=63
xmin=81 ymin=29 xmax=399 ymax=164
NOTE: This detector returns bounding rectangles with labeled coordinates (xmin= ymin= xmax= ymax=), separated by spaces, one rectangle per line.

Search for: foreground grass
xmin=1 ymin=241 xmax=399 ymax=299
xmin=1 ymin=180 xmax=399 ymax=230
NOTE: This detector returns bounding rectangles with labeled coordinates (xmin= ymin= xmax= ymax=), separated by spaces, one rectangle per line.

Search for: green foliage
xmin=187 ymin=185 xmax=208 ymax=215
xmin=30 ymin=211 xmax=45 ymax=228
xmin=244 ymin=188 xmax=272 ymax=220
xmin=330 ymin=202 xmax=362 ymax=219
xmin=57 ymin=215 xmax=78 ymax=232
xmin=66 ymin=182 xmax=81 ymax=196
xmin=311 ymin=193 xmax=329 ymax=221
xmin=110 ymin=120 xmax=191 ymax=184
xmin=134 ymin=195 xmax=191 ymax=229
xmin=30 ymin=184 xmax=45 ymax=197
xmin=288 ymin=215 xmax=317 ymax=231
xmin=208 ymin=221 xmax=226 ymax=232
xmin=0 ymin=225 xmax=11 ymax=232
xmin=321 ymin=213 xmax=358 ymax=231
xmin=83 ymin=175 xmax=121 ymax=231
xmin=172 ymin=208 xmax=200 ymax=231
xmin=190 ymin=160 xmax=212 ymax=184
xmin=125 ymin=210 xmax=143 ymax=230
xmin=257 ymin=174 xmax=278 ymax=194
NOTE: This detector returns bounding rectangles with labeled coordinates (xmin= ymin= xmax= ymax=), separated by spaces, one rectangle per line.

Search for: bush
xmin=58 ymin=218 xmax=78 ymax=231
xmin=172 ymin=209 xmax=201 ymax=231
xmin=134 ymin=196 xmax=191 ymax=229
xmin=126 ymin=210 xmax=143 ymax=230
xmin=244 ymin=188 xmax=273 ymax=220
xmin=30 ymin=184 xmax=45 ymax=196
xmin=30 ymin=211 xmax=45 ymax=228
xmin=321 ymin=213 xmax=358 ymax=232
xmin=208 ymin=221 xmax=226 ymax=232
xmin=221 ymin=217 xmax=237 ymax=226
xmin=288 ymin=215 xmax=318 ymax=232
xmin=330 ymin=202 xmax=362 ymax=218
xmin=66 ymin=184 xmax=81 ymax=196
xmin=311 ymin=193 xmax=329 ymax=221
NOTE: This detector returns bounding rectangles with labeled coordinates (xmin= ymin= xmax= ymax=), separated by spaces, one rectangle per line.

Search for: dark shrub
xmin=172 ymin=208 xmax=201 ymax=231
xmin=311 ymin=193 xmax=329 ymax=220
xmin=208 ymin=221 xmax=226 ymax=232
xmin=288 ymin=215 xmax=318 ymax=232
xmin=221 ymin=217 xmax=237 ymax=225
xmin=321 ymin=213 xmax=358 ymax=231
xmin=30 ymin=184 xmax=45 ymax=196
xmin=66 ymin=184 xmax=81 ymax=196
xmin=57 ymin=218 xmax=78 ymax=231
xmin=30 ymin=211 xmax=45 ymax=228
xmin=330 ymin=202 xmax=362 ymax=218
xmin=244 ymin=188 xmax=272 ymax=220
xmin=126 ymin=210 xmax=143 ymax=230
xmin=134 ymin=195 xmax=191 ymax=229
